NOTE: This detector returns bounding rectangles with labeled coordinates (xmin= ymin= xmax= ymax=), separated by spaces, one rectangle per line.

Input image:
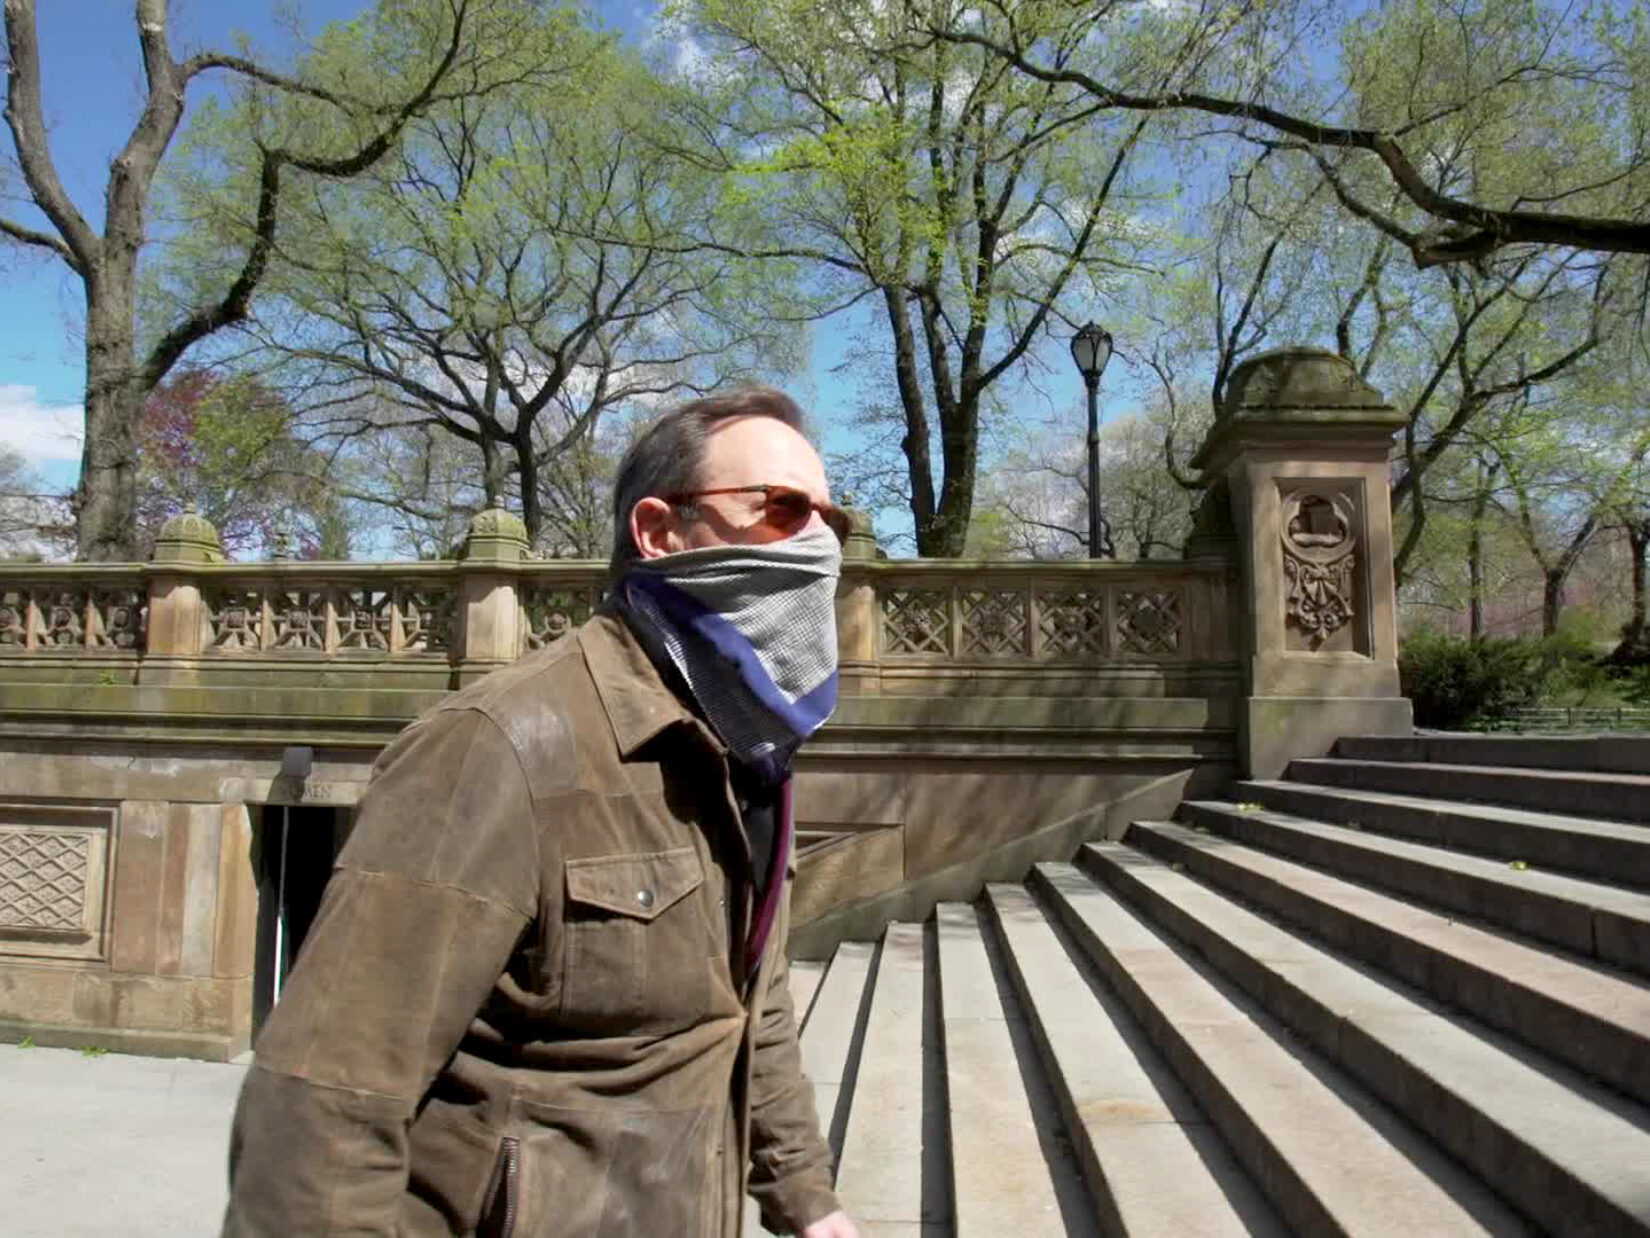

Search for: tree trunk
xmin=76 ymin=277 xmax=145 ymax=561
xmin=516 ymin=442 xmax=542 ymax=549
xmin=1616 ymin=521 xmax=1650 ymax=660
xmin=1468 ymin=524 xmax=1485 ymax=640
xmin=882 ymin=286 xmax=938 ymax=549
xmin=1467 ymin=459 xmax=1496 ymax=640
xmin=479 ymin=437 xmax=507 ymax=510
xmin=921 ymin=387 xmax=979 ymax=559
xmin=1631 ymin=524 xmax=1648 ymax=636
xmin=1543 ymin=570 xmax=1566 ymax=638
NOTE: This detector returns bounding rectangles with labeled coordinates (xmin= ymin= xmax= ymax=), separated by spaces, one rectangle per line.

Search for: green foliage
xmin=1617 ymin=665 xmax=1650 ymax=707
xmin=1536 ymin=631 xmax=1619 ymax=705
xmin=1399 ymin=629 xmax=1547 ymax=729
xmin=1400 ymin=628 xmax=1629 ymax=727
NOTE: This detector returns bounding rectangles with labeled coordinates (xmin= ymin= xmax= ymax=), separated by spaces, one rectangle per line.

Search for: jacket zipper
xmin=500 ymin=1137 xmax=520 ymax=1238
xmin=485 ymin=1136 xmax=520 ymax=1238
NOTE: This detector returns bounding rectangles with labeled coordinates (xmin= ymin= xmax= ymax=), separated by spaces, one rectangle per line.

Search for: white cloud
xmin=0 ymin=384 xmax=83 ymax=466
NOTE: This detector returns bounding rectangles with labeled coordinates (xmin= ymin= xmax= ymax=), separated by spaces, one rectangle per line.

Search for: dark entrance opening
xmin=250 ymin=804 xmax=353 ymax=1034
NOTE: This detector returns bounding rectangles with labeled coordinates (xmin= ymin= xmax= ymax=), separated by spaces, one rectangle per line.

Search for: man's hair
xmin=609 ymin=386 xmax=809 ymax=575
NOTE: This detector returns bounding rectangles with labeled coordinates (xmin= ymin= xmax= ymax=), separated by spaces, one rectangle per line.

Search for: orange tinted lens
xmin=763 ymin=488 xmax=813 ymax=534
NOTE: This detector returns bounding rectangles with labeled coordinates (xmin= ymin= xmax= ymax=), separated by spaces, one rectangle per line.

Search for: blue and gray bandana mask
xmin=617 ymin=522 xmax=842 ymax=782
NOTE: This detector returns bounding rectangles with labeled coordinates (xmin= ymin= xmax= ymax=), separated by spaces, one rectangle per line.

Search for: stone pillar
xmin=836 ymin=509 xmax=880 ymax=696
xmin=145 ymin=507 xmax=224 ymax=656
xmin=1191 ymin=348 xmax=1413 ymax=779
xmin=457 ymin=508 xmax=530 ymax=678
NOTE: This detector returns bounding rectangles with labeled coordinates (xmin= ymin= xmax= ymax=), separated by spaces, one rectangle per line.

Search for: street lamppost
xmin=1069 ymin=322 xmax=1114 ymax=559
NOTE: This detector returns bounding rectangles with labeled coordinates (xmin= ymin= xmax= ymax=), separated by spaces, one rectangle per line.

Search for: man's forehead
xmin=700 ymin=415 xmax=827 ymax=489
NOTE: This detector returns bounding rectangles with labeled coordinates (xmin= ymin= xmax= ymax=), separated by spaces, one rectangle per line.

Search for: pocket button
xmin=635 ymin=888 xmax=655 ymax=910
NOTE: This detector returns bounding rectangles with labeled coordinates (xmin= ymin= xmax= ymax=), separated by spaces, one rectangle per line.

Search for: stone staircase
xmin=755 ymin=735 xmax=1650 ymax=1236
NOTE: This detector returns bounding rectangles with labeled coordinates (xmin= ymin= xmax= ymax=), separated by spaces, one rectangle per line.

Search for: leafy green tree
xmin=169 ymin=14 xmax=798 ymax=548
xmin=672 ymin=0 xmax=1271 ymax=555
xmin=1485 ymin=384 xmax=1650 ymax=636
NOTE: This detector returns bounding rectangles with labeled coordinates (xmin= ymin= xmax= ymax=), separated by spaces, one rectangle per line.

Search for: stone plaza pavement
xmin=1 ymin=1043 xmax=248 ymax=1236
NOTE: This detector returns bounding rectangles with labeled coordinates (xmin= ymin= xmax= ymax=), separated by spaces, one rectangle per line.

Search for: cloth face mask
xmin=618 ymin=522 xmax=842 ymax=783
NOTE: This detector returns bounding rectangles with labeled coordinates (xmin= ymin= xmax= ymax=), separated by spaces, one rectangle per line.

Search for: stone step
xmin=983 ymin=882 xmax=1285 ymax=1237
xmin=1176 ymin=799 xmax=1650 ymax=979
xmin=1128 ymin=819 xmax=1650 ymax=1106
xmin=748 ymin=947 xmax=875 ymax=1238
xmin=1080 ymin=841 xmax=1650 ymax=1236
xmin=790 ymin=959 xmax=827 ymax=1032
xmin=834 ymin=922 xmax=946 ymax=1236
xmin=1334 ymin=734 xmax=1650 ymax=775
xmin=933 ymin=902 xmax=1086 ymax=1237
xmin=1235 ymin=779 xmax=1650 ymax=889
xmin=1030 ymin=859 xmax=1524 ymax=1236
xmin=1288 ymin=758 xmax=1650 ymax=823
xmin=803 ymin=941 xmax=878 ymax=1167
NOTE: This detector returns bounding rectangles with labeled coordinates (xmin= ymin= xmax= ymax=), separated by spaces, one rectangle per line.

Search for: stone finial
xmin=150 ymin=503 xmax=225 ymax=565
xmin=842 ymin=507 xmax=879 ymax=561
xmin=461 ymin=507 xmax=530 ymax=563
xmin=1221 ymin=347 xmax=1389 ymax=415
xmin=1191 ymin=347 xmax=1405 ymax=477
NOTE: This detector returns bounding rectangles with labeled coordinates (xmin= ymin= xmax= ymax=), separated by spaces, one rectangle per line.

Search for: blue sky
xmin=0 ymin=0 xmax=1119 ymax=550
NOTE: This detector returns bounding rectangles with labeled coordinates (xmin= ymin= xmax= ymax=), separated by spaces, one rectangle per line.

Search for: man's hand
xmin=800 ymin=1210 xmax=859 ymax=1238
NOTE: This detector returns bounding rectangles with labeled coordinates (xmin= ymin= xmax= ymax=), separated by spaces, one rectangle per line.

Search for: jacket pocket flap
xmin=564 ymin=847 xmax=703 ymax=921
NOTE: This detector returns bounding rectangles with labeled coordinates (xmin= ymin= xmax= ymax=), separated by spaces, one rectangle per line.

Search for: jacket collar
xmin=579 ymin=607 xmax=719 ymax=759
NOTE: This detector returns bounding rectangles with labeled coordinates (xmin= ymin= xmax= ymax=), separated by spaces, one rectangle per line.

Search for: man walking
xmin=223 ymin=389 xmax=859 ymax=1238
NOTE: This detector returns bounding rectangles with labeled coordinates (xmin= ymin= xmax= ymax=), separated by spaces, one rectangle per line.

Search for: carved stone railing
xmin=0 ymin=566 xmax=149 ymax=654
xmin=0 ymin=510 xmax=1233 ymax=685
xmin=830 ymin=557 xmax=1238 ymax=699
xmin=860 ymin=561 xmax=1231 ymax=663
xmin=193 ymin=564 xmax=462 ymax=658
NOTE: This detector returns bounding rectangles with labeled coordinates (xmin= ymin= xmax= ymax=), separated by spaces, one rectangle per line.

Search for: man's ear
xmin=630 ymin=497 xmax=680 ymax=560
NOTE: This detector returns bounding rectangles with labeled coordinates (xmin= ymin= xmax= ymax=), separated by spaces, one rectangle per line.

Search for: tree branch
xmin=933 ymin=25 xmax=1650 ymax=264
xmin=139 ymin=0 xmax=472 ymax=389
xmin=0 ymin=213 xmax=80 ymax=270
xmin=2 ymin=0 xmax=99 ymax=268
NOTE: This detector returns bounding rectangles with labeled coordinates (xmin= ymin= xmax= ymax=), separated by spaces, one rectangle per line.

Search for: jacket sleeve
xmin=744 ymin=878 xmax=842 ymax=1234
xmin=222 ymin=706 xmax=539 ymax=1237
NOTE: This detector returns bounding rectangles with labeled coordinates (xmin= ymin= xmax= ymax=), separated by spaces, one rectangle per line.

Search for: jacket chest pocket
xmin=560 ymin=846 xmax=718 ymax=1033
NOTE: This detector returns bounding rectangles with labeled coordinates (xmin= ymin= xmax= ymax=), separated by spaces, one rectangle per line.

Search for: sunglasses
xmin=663 ymin=484 xmax=852 ymax=546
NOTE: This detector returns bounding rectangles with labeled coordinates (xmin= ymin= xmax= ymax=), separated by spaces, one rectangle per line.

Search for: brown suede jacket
xmin=222 ymin=611 xmax=840 ymax=1237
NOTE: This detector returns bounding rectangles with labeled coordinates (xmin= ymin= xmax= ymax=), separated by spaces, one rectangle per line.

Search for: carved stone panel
xmin=207 ymin=586 xmax=265 ymax=651
xmin=90 ymin=587 xmax=147 ymax=650
xmin=0 ymin=585 xmax=28 ymax=648
xmin=1281 ymin=488 xmax=1361 ymax=652
xmin=39 ymin=588 xmax=88 ymax=648
xmin=1116 ymin=591 xmax=1181 ymax=656
xmin=1034 ymin=588 xmax=1108 ymax=658
xmin=334 ymin=587 xmax=393 ymax=652
xmin=882 ymin=588 xmax=952 ymax=656
xmin=522 ymin=586 xmax=602 ymax=652
xmin=959 ymin=588 xmax=1028 ymax=657
xmin=398 ymin=587 xmax=457 ymax=655
xmin=0 ymin=804 xmax=115 ymax=962
xmin=271 ymin=589 xmax=327 ymax=651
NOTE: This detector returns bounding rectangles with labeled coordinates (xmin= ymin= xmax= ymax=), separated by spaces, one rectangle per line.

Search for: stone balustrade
xmin=0 ymin=525 xmax=1232 ymax=681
